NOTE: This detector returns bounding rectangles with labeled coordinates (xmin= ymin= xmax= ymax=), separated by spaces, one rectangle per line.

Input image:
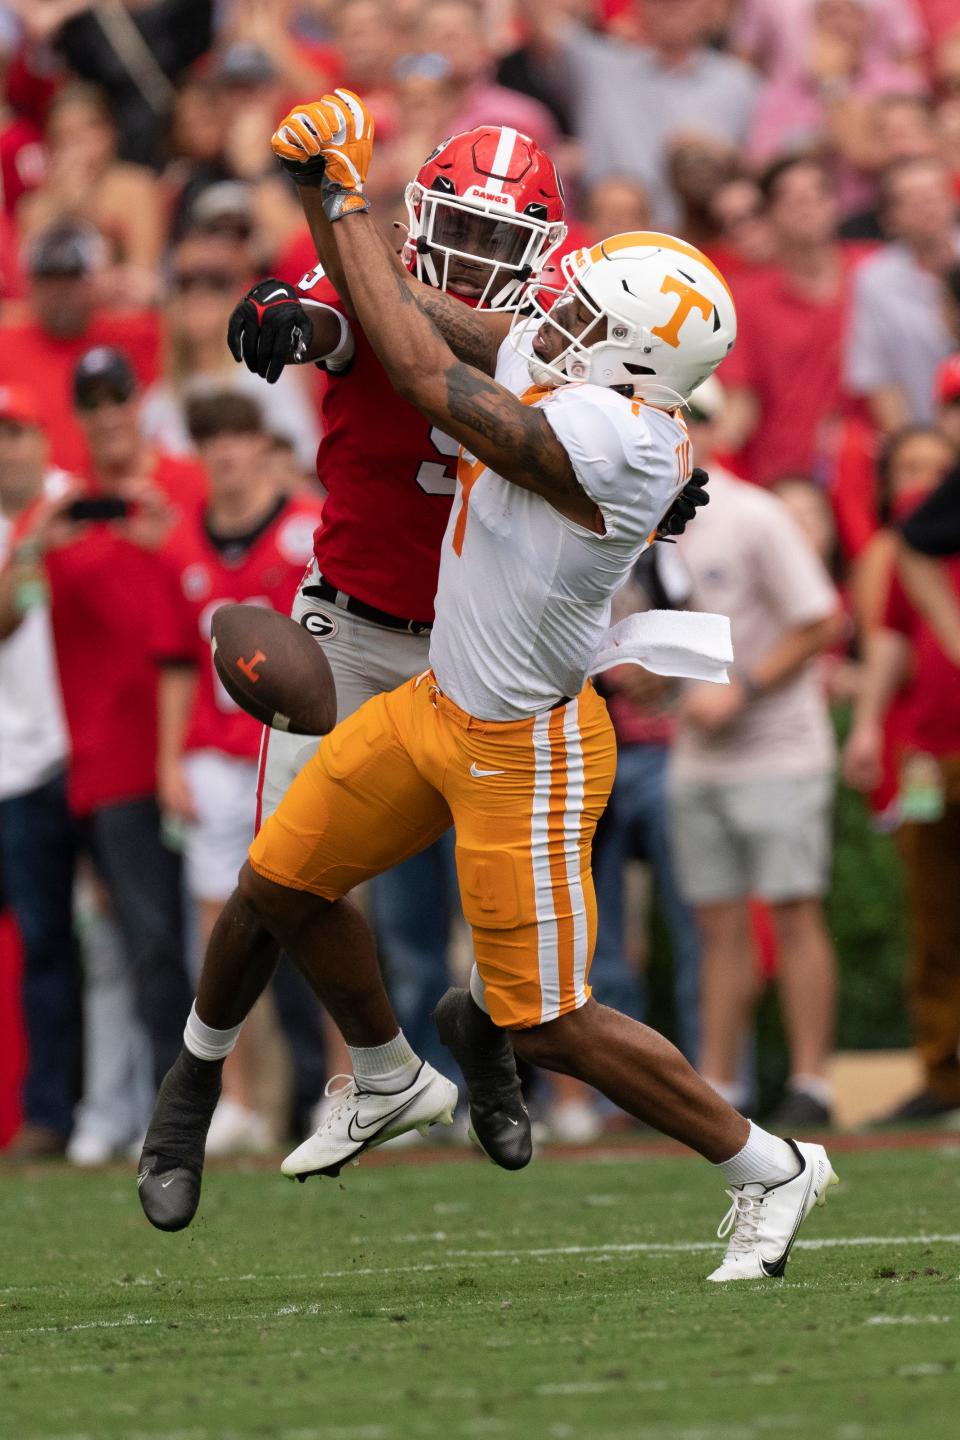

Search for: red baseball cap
xmin=0 ymin=385 xmax=42 ymax=428
xmin=936 ymin=353 xmax=960 ymax=405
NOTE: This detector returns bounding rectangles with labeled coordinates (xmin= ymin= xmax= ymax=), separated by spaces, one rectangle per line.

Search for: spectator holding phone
xmin=0 ymin=347 xmax=200 ymax=1096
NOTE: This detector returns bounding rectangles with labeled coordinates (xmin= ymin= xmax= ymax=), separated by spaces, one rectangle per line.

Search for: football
xmin=211 ymin=602 xmax=337 ymax=736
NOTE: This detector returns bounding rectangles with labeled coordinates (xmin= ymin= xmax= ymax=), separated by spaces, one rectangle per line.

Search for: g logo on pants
xmin=301 ymin=610 xmax=338 ymax=640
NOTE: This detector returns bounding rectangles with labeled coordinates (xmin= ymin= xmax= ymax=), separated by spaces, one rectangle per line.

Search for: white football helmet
xmin=513 ymin=231 xmax=737 ymax=407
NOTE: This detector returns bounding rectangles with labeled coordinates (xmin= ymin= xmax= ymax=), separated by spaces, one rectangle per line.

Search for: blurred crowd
xmin=2 ymin=0 xmax=960 ymax=1162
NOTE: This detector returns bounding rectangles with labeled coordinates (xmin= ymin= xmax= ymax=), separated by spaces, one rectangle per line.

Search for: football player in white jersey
xmin=171 ymin=92 xmax=839 ymax=1282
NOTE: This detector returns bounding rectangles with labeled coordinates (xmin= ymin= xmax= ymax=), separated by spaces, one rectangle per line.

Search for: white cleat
xmin=281 ymin=1063 xmax=458 ymax=1181
xmin=707 ymin=1138 xmax=839 ymax=1282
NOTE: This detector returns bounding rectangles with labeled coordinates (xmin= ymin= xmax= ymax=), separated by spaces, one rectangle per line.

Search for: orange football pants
xmin=248 ymin=671 xmax=617 ymax=1029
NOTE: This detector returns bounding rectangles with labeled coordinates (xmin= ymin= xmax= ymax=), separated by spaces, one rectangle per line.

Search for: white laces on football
xmin=316 ymin=1074 xmax=358 ymax=1132
xmin=717 ymin=1188 xmax=763 ymax=1255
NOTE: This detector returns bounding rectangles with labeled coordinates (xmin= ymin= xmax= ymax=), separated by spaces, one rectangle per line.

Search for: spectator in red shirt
xmin=0 ymin=222 xmax=161 ymax=474
xmin=707 ymin=176 xmax=777 ymax=277
xmin=843 ymin=498 xmax=960 ymax=1123
xmin=718 ymin=155 xmax=871 ymax=487
xmin=155 ymin=391 xmax=324 ymax=1154
xmin=0 ymin=346 xmax=199 ymax=1095
xmin=71 ymin=346 xmax=207 ymax=510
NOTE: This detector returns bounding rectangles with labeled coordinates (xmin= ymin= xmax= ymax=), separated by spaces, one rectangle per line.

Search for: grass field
xmin=2 ymin=1140 xmax=959 ymax=1440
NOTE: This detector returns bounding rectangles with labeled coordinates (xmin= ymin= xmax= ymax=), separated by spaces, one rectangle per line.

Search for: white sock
xmin=348 ymin=1031 xmax=421 ymax=1094
xmin=703 ymin=1075 xmax=748 ymax=1111
xmin=789 ymin=1073 xmax=833 ymax=1107
xmin=183 ymin=1001 xmax=242 ymax=1062
xmin=717 ymin=1121 xmax=800 ymax=1188
xmin=469 ymin=964 xmax=489 ymax=1014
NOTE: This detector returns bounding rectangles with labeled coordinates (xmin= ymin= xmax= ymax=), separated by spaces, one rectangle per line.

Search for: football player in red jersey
xmin=155 ymin=390 xmax=323 ymax=1155
xmin=138 ymin=123 xmax=567 ymax=1231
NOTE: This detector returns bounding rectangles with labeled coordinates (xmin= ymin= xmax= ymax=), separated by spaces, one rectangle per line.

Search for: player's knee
xmin=511 ymin=1003 xmax=596 ymax=1072
xmin=236 ymin=861 xmax=320 ymax=942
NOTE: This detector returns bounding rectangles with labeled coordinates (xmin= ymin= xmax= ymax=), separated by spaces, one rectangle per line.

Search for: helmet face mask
xmin=516 ymin=277 xmax=637 ymax=391
xmin=404 ymin=127 xmax=567 ymax=312
xmin=512 ymin=232 xmax=737 ymax=407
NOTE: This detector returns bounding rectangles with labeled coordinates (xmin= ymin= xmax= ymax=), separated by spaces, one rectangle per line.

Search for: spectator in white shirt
xmin=0 ymin=386 xmax=75 ymax=1158
xmin=521 ymin=0 xmax=758 ymax=227
xmin=669 ymin=385 xmax=844 ymax=1129
xmin=844 ymin=156 xmax=960 ymax=431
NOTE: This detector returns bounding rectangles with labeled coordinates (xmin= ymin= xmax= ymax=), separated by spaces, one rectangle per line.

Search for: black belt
xmin=303 ymin=578 xmax=433 ymax=636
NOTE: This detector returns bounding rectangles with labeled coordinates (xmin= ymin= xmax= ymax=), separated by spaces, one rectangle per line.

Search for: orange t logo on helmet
xmin=651 ymin=276 xmax=714 ymax=349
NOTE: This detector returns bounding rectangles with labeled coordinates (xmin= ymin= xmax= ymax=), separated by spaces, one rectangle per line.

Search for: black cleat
xmin=137 ymin=1048 xmax=223 ymax=1232
xmin=432 ymin=987 xmax=532 ymax=1171
xmin=765 ymin=1089 xmax=833 ymax=1133
xmin=869 ymin=1089 xmax=960 ymax=1127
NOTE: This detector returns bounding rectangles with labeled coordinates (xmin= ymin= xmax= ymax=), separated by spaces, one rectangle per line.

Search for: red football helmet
xmin=404 ymin=126 xmax=567 ymax=311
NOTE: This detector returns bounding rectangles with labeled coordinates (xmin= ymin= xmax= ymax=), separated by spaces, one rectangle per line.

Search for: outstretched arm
xmin=332 ymin=209 xmax=596 ymax=527
xmin=271 ymin=90 xmax=595 ymax=525
xmin=296 ymin=186 xmax=510 ymax=375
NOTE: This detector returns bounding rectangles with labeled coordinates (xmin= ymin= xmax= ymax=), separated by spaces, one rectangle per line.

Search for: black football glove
xmin=656 ymin=466 xmax=710 ymax=540
xmin=276 ymin=150 xmax=328 ymax=188
xmin=226 ymin=279 xmax=314 ymax=385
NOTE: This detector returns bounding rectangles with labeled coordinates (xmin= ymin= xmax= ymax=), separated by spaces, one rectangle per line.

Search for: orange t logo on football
xmin=237 ymin=649 xmax=266 ymax=684
xmin=651 ymin=276 xmax=713 ymax=349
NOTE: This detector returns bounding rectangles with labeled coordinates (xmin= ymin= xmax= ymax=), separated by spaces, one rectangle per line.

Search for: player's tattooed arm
xmin=330 ymin=211 xmax=600 ymax=528
xmin=410 ymin=287 xmax=508 ymax=375
xmin=442 ymin=364 xmax=601 ymax=528
xmin=298 ymin=186 xmax=506 ymax=371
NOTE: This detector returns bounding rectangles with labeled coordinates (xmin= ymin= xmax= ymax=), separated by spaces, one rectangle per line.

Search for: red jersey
xmin=885 ymin=558 xmax=960 ymax=761
xmin=157 ymin=494 xmax=323 ymax=760
xmin=299 ymin=271 xmax=456 ymax=622
xmin=720 ymin=246 xmax=872 ymax=488
xmin=0 ymin=310 xmax=160 ymax=474
xmin=36 ymin=454 xmax=206 ymax=815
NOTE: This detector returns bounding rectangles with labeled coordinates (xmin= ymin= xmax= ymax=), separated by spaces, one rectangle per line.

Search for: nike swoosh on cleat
xmin=470 ymin=762 xmax=505 ymax=778
xmin=759 ymin=1165 xmax=816 ymax=1277
xmin=506 ymin=1117 xmax=519 ymax=1126
xmin=160 ymin=1177 xmax=176 ymax=1189
xmin=347 ymin=1094 xmax=420 ymax=1139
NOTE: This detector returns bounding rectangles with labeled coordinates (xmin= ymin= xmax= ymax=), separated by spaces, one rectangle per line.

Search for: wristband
xmin=303 ymin=304 xmax=355 ymax=374
xmin=321 ymin=172 xmax=369 ymax=224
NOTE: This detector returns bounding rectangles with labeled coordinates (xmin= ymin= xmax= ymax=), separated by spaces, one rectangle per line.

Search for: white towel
xmin=588 ymin=610 xmax=733 ymax=685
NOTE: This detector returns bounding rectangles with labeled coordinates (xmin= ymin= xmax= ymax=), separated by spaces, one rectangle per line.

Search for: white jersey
xmin=429 ymin=336 xmax=691 ymax=721
xmin=0 ymin=469 xmax=71 ymax=801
